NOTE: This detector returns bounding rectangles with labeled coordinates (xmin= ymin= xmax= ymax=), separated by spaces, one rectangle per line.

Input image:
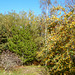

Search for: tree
xmin=40 ymin=0 xmax=52 ymax=66
xmin=8 ymin=25 xmax=38 ymax=65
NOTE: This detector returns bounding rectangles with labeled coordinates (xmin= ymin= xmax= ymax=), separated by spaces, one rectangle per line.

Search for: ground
xmin=0 ymin=65 xmax=50 ymax=75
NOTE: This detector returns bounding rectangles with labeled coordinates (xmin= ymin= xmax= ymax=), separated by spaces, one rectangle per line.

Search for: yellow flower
xmin=68 ymin=12 xmax=72 ymax=16
xmin=56 ymin=17 xmax=60 ymax=20
xmin=72 ymin=22 xmax=75 ymax=25
xmin=62 ymin=8 xmax=65 ymax=11
xmin=47 ymin=18 xmax=50 ymax=21
xmin=52 ymin=15 xmax=56 ymax=19
xmin=51 ymin=22 xmax=53 ymax=25
xmin=60 ymin=6 xmax=63 ymax=9
xmin=56 ymin=7 xmax=60 ymax=10
xmin=64 ymin=17 xmax=67 ymax=20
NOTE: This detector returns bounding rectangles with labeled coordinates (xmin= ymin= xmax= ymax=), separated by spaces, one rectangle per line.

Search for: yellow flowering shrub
xmin=37 ymin=6 xmax=75 ymax=75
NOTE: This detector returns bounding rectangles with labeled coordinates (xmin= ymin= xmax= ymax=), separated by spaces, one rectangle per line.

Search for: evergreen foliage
xmin=8 ymin=25 xmax=37 ymax=64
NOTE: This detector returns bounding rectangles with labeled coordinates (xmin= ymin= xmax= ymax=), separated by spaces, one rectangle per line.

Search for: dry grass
xmin=0 ymin=65 xmax=50 ymax=75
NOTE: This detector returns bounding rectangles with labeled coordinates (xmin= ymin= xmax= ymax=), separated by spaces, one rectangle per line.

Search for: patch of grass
xmin=0 ymin=65 xmax=50 ymax=75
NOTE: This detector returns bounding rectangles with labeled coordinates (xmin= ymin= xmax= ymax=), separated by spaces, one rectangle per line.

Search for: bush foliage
xmin=8 ymin=25 xmax=37 ymax=64
xmin=37 ymin=5 xmax=75 ymax=74
xmin=0 ymin=1 xmax=75 ymax=74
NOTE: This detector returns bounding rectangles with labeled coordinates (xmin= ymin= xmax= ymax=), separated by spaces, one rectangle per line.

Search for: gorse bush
xmin=37 ymin=6 xmax=75 ymax=74
xmin=8 ymin=25 xmax=38 ymax=64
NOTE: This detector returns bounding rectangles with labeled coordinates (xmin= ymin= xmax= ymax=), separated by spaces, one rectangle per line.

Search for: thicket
xmin=37 ymin=5 xmax=75 ymax=75
xmin=0 ymin=11 xmax=44 ymax=66
xmin=0 ymin=1 xmax=75 ymax=74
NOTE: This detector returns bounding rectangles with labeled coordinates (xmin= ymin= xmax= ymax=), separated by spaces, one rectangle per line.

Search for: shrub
xmin=37 ymin=7 xmax=75 ymax=74
xmin=8 ymin=25 xmax=37 ymax=65
xmin=0 ymin=50 xmax=22 ymax=71
xmin=0 ymin=25 xmax=8 ymax=53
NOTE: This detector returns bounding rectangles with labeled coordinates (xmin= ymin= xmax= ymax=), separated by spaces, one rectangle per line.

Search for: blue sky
xmin=0 ymin=0 xmax=66 ymax=16
xmin=0 ymin=0 xmax=42 ymax=15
